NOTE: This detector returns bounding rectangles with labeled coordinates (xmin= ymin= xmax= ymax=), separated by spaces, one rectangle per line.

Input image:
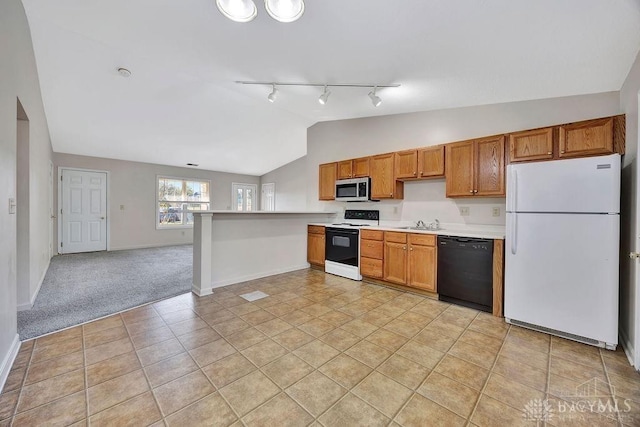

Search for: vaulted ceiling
xmin=22 ymin=0 xmax=640 ymax=175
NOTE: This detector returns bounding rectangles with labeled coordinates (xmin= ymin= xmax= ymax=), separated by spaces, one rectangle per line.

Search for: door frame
xmin=261 ymin=182 xmax=275 ymax=211
xmin=49 ymin=160 xmax=54 ymax=259
xmin=231 ymin=182 xmax=258 ymax=211
xmin=57 ymin=167 xmax=110 ymax=254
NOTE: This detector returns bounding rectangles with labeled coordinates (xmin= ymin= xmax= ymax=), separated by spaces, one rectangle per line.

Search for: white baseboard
xmin=0 ymin=335 xmax=21 ymax=393
xmin=17 ymin=257 xmax=51 ymax=312
xmin=210 ymin=264 xmax=310 ymax=290
xmin=619 ymin=328 xmax=637 ymax=369
xmin=109 ymin=242 xmax=193 ymax=251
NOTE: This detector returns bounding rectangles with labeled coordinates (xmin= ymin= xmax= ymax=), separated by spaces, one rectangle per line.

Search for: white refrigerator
xmin=504 ymin=154 xmax=620 ymax=349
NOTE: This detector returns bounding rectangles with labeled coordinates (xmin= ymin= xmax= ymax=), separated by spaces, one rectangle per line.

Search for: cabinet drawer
xmin=408 ymin=234 xmax=436 ymax=246
xmin=361 ymin=240 xmax=383 ymax=259
xmin=360 ymin=229 xmax=383 ymax=241
xmin=308 ymin=225 xmax=325 ymax=235
xmin=384 ymin=231 xmax=407 ymax=243
xmin=361 ymin=257 xmax=383 ymax=278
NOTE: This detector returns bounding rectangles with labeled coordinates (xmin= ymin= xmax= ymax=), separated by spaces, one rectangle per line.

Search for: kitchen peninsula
xmin=192 ymin=211 xmax=337 ymax=296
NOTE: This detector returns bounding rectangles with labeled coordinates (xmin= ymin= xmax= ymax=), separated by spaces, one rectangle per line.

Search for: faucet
xmin=416 ymin=220 xmax=426 ymax=229
xmin=428 ymin=219 xmax=440 ymax=230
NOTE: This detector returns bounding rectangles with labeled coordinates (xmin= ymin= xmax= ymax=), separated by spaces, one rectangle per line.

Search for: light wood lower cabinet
xmin=382 ymin=232 xmax=436 ymax=291
xmin=407 ymin=234 xmax=436 ymax=292
xmin=307 ymin=225 xmax=325 ymax=266
xmin=360 ymin=229 xmax=384 ymax=278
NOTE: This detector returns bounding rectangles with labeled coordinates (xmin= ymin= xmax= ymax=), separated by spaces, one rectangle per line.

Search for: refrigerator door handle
xmin=511 ymin=214 xmax=517 ymax=255
xmin=511 ymin=170 xmax=518 ymax=213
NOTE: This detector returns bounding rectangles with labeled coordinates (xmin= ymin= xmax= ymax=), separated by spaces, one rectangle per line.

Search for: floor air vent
xmin=506 ymin=318 xmax=611 ymax=349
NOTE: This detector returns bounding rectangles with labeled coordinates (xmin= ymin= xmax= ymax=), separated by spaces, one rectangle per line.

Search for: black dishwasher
xmin=437 ymin=236 xmax=493 ymax=313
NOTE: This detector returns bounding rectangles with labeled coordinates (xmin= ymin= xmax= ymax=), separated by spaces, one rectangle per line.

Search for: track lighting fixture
xmin=318 ymin=85 xmax=331 ymax=105
xmin=264 ymin=0 xmax=305 ymax=23
xmin=368 ymin=86 xmax=382 ymax=107
xmin=235 ymin=81 xmax=400 ymax=106
xmin=216 ymin=0 xmax=304 ymax=23
xmin=215 ymin=0 xmax=257 ymax=22
xmin=268 ymin=84 xmax=277 ymax=103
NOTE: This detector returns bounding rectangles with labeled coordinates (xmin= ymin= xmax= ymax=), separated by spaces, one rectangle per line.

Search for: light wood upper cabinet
xmin=371 ymin=153 xmax=403 ymax=199
xmin=338 ymin=157 xmax=371 ymax=179
xmin=445 ymin=140 xmax=475 ymax=197
xmin=446 ymin=136 xmax=505 ymax=198
xmin=395 ymin=150 xmax=418 ymax=179
xmin=307 ymin=226 xmax=325 ymax=266
xmin=559 ymin=117 xmax=614 ymax=159
xmin=407 ymin=234 xmax=436 ymax=292
xmin=318 ymin=162 xmax=337 ymax=200
xmin=476 ymin=136 xmax=505 ymax=197
xmin=337 ymin=160 xmax=353 ymax=179
xmin=508 ymin=128 xmax=554 ymax=163
xmin=418 ymin=145 xmax=445 ymax=178
xmin=353 ymin=157 xmax=370 ymax=177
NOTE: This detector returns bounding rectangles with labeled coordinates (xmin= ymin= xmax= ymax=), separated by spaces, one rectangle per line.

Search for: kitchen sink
xmin=394 ymin=226 xmax=442 ymax=231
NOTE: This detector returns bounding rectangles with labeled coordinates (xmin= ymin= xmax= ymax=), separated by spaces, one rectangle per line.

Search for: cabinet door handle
xmin=403 ymin=246 xmax=407 ymax=250
xmin=547 ymin=152 xmax=552 ymax=155
xmin=410 ymin=247 xmax=413 ymax=251
xmin=413 ymin=171 xmax=417 ymax=175
xmin=469 ymin=190 xmax=474 ymax=193
xmin=390 ymin=193 xmax=393 ymax=197
xmin=560 ymin=150 xmax=565 ymax=154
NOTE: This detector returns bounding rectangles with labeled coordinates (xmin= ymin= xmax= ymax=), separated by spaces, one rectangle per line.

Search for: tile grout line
xmin=598 ymin=347 xmax=625 ymax=427
xmin=8 ymin=341 xmax=36 ymax=423
xmin=117 ymin=309 xmax=166 ymax=425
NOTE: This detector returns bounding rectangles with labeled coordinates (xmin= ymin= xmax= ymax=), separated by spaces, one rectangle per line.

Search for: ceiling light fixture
xmin=215 ymin=0 xmax=258 ymax=22
xmin=216 ymin=0 xmax=304 ymax=23
xmin=267 ymin=84 xmax=278 ymax=103
xmin=236 ymin=81 xmax=400 ymax=106
xmin=368 ymin=86 xmax=382 ymax=107
xmin=264 ymin=0 xmax=305 ymax=23
xmin=318 ymin=85 xmax=331 ymax=105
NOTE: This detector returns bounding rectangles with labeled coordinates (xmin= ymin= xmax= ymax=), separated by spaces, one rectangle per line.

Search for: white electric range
xmin=324 ymin=209 xmax=380 ymax=280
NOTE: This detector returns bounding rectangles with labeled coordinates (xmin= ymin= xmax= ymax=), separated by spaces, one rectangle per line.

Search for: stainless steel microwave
xmin=335 ymin=177 xmax=371 ymax=202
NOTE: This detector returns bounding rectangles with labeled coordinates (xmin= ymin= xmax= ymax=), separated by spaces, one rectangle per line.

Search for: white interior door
xmin=261 ymin=183 xmax=275 ymax=211
xmin=60 ymin=169 xmax=107 ymax=253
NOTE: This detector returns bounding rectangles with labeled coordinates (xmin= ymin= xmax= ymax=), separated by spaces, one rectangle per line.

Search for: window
xmin=157 ymin=176 xmax=210 ymax=228
xmin=232 ymin=183 xmax=257 ymax=211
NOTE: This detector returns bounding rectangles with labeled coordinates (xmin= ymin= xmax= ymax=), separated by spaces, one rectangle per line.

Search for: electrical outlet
xmin=492 ymin=207 xmax=500 ymax=217
xmin=459 ymin=206 xmax=470 ymax=216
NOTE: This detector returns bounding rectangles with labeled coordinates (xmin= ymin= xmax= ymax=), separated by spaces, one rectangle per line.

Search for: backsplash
xmin=325 ymin=179 xmax=506 ymax=225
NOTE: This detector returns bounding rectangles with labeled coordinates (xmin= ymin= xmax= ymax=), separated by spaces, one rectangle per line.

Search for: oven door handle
xmin=326 ymin=228 xmax=360 ymax=236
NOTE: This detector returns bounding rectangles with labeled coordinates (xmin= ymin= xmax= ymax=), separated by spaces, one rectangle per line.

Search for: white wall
xmin=53 ymin=153 xmax=261 ymax=251
xmin=619 ymin=50 xmax=640 ymax=366
xmin=260 ymin=156 xmax=308 ymax=211
xmin=306 ymin=92 xmax=621 ymax=224
xmin=0 ymin=0 xmax=53 ymax=386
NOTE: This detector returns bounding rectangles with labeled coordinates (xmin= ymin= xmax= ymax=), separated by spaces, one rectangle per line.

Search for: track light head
xmin=264 ymin=0 xmax=305 ymax=23
xmin=216 ymin=0 xmax=258 ymax=23
xmin=368 ymin=87 xmax=382 ymax=107
xmin=268 ymin=84 xmax=277 ymax=103
xmin=318 ymin=85 xmax=331 ymax=105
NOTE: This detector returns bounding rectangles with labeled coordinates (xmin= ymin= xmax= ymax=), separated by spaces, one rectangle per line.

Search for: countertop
xmin=309 ymin=222 xmax=505 ymax=240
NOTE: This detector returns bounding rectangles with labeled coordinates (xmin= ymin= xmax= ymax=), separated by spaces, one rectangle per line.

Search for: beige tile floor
xmin=1 ymin=269 xmax=639 ymax=426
